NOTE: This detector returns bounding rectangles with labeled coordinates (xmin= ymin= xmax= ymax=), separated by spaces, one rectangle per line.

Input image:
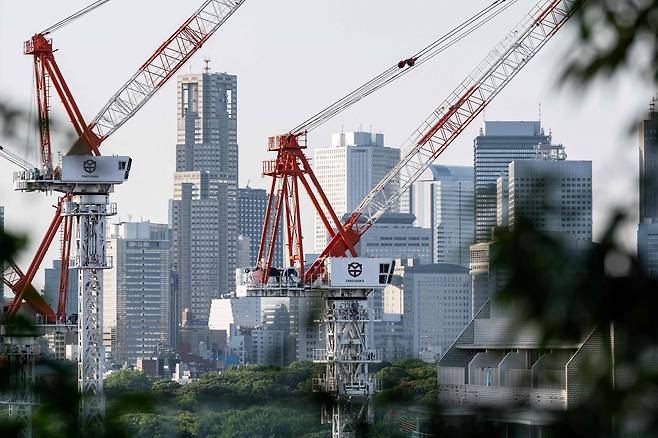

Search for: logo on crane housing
xmin=347 ymin=262 xmax=363 ymax=278
xmin=83 ymin=159 xmax=97 ymax=174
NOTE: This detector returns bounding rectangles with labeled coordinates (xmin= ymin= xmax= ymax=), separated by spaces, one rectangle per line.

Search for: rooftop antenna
xmin=203 ymin=57 xmax=211 ymax=74
xmin=538 ymin=101 xmax=542 ymax=123
xmin=246 ymin=178 xmax=251 ymax=189
xmin=650 ymin=97 xmax=656 ymax=113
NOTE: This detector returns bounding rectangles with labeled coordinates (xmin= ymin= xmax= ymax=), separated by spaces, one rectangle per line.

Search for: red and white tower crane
xmin=244 ymin=0 xmax=578 ymax=436
xmin=2 ymin=0 xmax=245 ymax=430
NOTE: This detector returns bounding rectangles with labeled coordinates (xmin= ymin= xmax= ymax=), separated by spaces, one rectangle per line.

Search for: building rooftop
xmin=407 ymin=263 xmax=468 ymax=274
xmin=484 ymin=120 xmax=542 ymax=137
xmin=430 ymin=164 xmax=474 ymax=180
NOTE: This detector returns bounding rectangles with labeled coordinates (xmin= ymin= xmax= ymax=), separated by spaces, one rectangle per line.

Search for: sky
xmin=0 ymin=0 xmax=654 ymax=290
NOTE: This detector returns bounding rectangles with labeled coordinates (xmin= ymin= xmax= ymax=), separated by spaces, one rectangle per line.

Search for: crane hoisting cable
xmin=291 ymin=0 xmax=519 ymax=134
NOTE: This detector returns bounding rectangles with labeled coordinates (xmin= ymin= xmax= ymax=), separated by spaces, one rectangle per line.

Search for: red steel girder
xmin=257 ymin=133 xmax=357 ymax=283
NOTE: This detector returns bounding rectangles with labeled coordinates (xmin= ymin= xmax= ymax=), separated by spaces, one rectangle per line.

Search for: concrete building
xmin=505 ymin=160 xmax=592 ymax=241
xmin=368 ymin=281 xmax=410 ymax=362
xmin=469 ymin=241 xmax=507 ymax=319
xmin=437 ymin=299 xmax=615 ymax=427
xmin=237 ymin=186 xmax=282 ymax=267
xmin=171 ymin=70 xmax=238 ymax=327
xmin=253 ymin=304 xmax=296 ymax=366
xmin=474 ymin=121 xmax=554 ymax=243
xmin=295 ymin=297 xmax=325 ymax=362
xmin=353 ymin=212 xmax=432 ymax=264
xmin=638 ymin=101 xmax=658 ymax=277
xmin=237 ymin=235 xmax=251 ymax=268
xmin=104 ymin=221 xmax=172 ymax=365
xmin=42 ymin=260 xmax=78 ymax=317
xmin=208 ymin=297 xmax=309 ymax=365
xmin=401 ymin=263 xmax=471 ymax=362
xmin=171 ymin=171 xmax=230 ymax=324
xmin=314 ymin=131 xmax=400 ymax=252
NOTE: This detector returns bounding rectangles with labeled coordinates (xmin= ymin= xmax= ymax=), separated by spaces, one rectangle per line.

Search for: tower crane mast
xmin=248 ymin=0 xmax=579 ymax=436
xmin=2 ymin=0 xmax=246 ymax=431
xmin=3 ymin=0 xmax=246 ymax=320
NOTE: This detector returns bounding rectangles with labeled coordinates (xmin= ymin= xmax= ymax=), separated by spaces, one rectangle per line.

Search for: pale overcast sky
xmin=0 ymin=0 xmax=653 ymax=289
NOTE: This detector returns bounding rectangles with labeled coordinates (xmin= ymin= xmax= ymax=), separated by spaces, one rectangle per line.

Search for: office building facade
xmin=506 ymin=159 xmax=592 ymax=241
xmin=474 ymin=121 xmax=553 ymax=243
xmin=353 ymin=212 xmax=432 ymax=264
xmin=314 ymin=131 xmax=400 ymax=252
xmin=237 ymin=187 xmax=283 ymax=267
xmin=431 ymin=165 xmax=475 ymax=267
xmin=638 ymin=101 xmax=658 ymax=277
xmin=406 ymin=166 xmax=475 ymax=267
xmin=171 ymin=71 xmax=239 ymax=326
xmin=401 ymin=263 xmax=471 ymax=362
xmin=104 ymin=222 xmax=172 ymax=365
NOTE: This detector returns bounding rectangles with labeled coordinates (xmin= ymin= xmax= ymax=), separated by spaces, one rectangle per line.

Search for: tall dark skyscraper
xmin=237 ymin=187 xmax=283 ymax=267
xmin=473 ymin=121 xmax=552 ymax=243
xmin=638 ymin=99 xmax=658 ymax=277
xmin=170 ymin=71 xmax=238 ymax=326
xmin=640 ymin=100 xmax=658 ymax=221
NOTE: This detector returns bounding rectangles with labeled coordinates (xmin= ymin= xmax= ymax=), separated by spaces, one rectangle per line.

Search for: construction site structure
xmin=2 ymin=0 xmax=246 ymax=433
xmin=243 ymin=0 xmax=577 ymax=436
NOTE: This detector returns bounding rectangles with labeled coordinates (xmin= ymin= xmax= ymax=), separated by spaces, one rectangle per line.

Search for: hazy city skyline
xmin=0 ymin=0 xmax=652 ymax=286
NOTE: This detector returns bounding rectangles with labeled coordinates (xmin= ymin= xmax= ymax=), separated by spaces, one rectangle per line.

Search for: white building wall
xmin=314 ymin=131 xmax=399 ymax=253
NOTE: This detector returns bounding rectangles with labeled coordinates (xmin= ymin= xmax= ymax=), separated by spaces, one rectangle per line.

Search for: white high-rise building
xmin=407 ymin=165 xmax=475 ymax=267
xmin=104 ymin=221 xmax=173 ymax=365
xmin=314 ymin=131 xmax=399 ymax=252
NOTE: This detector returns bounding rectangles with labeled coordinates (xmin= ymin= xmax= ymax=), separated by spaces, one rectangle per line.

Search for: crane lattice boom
xmin=309 ymin=0 xmax=577 ymax=279
xmin=83 ymin=0 xmax=245 ymax=151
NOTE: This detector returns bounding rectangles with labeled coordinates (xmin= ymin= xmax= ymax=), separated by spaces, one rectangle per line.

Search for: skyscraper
xmin=640 ymin=101 xmax=658 ymax=221
xmin=237 ymin=187 xmax=283 ymax=267
xmin=406 ymin=166 xmax=475 ymax=267
xmin=506 ymin=159 xmax=592 ymax=242
xmin=314 ymin=131 xmax=400 ymax=252
xmin=474 ymin=121 xmax=552 ymax=243
xmin=104 ymin=222 xmax=173 ymax=365
xmin=171 ymin=71 xmax=238 ymax=326
xmin=638 ymin=100 xmax=658 ymax=277
xmin=431 ymin=165 xmax=474 ymax=267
